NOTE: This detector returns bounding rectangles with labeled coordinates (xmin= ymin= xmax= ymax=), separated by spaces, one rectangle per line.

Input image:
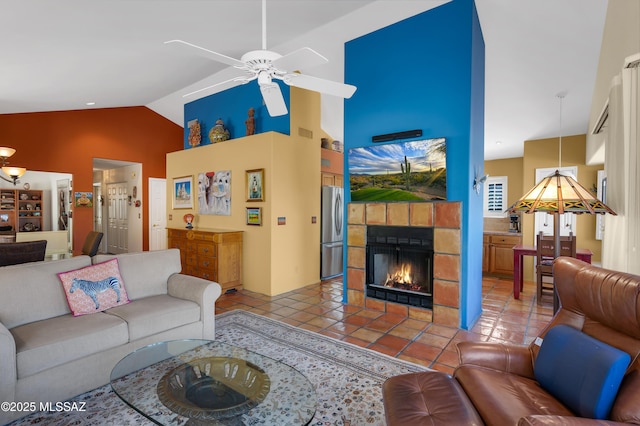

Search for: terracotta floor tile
xmin=326 ymin=321 xmax=360 ymax=335
xmin=376 ymin=334 xmax=410 ymax=351
xmin=402 ymin=341 xmax=442 ymax=362
xmin=368 ymin=343 xmax=400 ymax=357
xmin=289 ymin=311 xmax=317 ymax=323
xmin=387 ymin=326 xmax=421 ymax=341
xmin=343 ymin=314 xmax=373 ymax=327
xmin=365 ymin=320 xmax=396 ymax=333
xmin=416 ymin=333 xmax=451 ymax=348
xmin=341 ymin=335 xmax=370 ymax=348
xmin=397 ymin=354 xmax=432 ymax=368
xmin=435 ymin=349 xmax=460 ymax=368
xmin=307 ymin=316 xmax=338 ymax=329
xmin=216 ymin=277 xmax=552 ymax=371
xmin=350 ymin=327 xmax=384 ymax=343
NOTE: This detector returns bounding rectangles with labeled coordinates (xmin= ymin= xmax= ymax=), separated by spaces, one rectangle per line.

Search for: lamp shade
xmin=507 ymin=170 xmax=616 ymax=215
xmin=0 ymin=147 xmax=16 ymax=158
xmin=1 ymin=166 xmax=26 ymax=178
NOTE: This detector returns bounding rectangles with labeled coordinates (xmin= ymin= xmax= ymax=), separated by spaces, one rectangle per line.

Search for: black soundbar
xmin=372 ymin=129 xmax=423 ymax=143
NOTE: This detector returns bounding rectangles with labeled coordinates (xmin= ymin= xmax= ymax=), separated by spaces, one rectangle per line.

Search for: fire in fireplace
xmin=366 ymin=225 xmax=433 ymax=308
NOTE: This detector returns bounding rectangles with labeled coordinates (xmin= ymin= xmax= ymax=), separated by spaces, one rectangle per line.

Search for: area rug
xmin=9 ymin=309 xmax=430 ymax=426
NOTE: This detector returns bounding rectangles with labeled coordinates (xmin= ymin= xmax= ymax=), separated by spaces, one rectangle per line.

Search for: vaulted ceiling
xmin=0 ymin=0 xmax=608 ymax=161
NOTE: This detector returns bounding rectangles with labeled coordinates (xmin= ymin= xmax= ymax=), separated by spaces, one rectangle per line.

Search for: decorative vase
xmin=209 ymin=118 xmax=230 ymax=144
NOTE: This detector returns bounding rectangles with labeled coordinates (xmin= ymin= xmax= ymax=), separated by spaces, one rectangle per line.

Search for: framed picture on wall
xmin=74 ymin=192 xmax=93 ymax=207
xmin=173 ymin=176 xmax=194 ymax=209
xmin=246 ymin=207 xmax=262 ymax=226
xmin=197 ymin=170 xmax=231 ymax=215
xmin=246 ymin=168 xmax=264 ymax=202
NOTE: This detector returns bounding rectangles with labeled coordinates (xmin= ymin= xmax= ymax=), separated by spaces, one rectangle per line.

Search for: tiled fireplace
xmin=347 ymin=201 xmax=461 ymax=327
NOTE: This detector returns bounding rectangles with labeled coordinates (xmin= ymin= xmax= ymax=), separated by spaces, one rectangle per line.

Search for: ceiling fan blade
xmin=272 ymin=47 xmax=328 ymax=73
xmin=283 ymin=73 xmax=357 ymax=99
xmin=165 ymin=39 xmax=245 ymax=68
xmin=183 ymin=74 xmax=254 ymax=98
xmin=260 ymin=83 xmax=288 ymax=117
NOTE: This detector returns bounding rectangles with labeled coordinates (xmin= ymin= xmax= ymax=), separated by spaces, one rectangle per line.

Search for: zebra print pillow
xmin=58 ymin=258 xmax=130 ymax=316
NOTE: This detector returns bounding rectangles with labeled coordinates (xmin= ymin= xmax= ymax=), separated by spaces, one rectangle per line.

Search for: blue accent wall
xmin=183 ymin=81 xmax=290 ymax=149
xmin=344 ymin=0 xmax=484 ymax=329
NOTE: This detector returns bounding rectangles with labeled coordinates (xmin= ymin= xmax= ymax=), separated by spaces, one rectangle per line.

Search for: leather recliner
xmin=384 ymin=257 xmax=640 ymax=425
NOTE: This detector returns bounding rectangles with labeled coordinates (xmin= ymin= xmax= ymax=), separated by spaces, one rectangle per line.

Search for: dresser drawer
xmin=198 ymin=243 xmax=217 ymax=258
xmin=194 ymin=268 xmax=217 ymax=282
xmin=198 ymin=257 xmax=217 ymax=270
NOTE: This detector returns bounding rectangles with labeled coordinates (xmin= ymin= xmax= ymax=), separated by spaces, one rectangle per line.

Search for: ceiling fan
xmin=165 ymin=0 xmax=356 ymax=117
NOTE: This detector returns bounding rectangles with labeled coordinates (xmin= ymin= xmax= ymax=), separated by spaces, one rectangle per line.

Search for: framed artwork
xmin=197 ymin=170 xmax=231 ymax=215
xmin=246 ymin=207 xmax=262 ymax=226
xmin=173 ymin=176 xmax=194 ymax=209
xmin=74 ymin=192 xmax=93 ymax=207
xmin=246 ymin=168 xmax=264 ymax=202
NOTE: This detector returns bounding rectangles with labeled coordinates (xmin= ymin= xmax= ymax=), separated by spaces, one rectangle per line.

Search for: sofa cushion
xmin=11 ymin=312 xmax=128 ymax=379
xmin=93 ymin=249 xmax=182 ymax=300
xmin=454 ymin=366 xmax=573 ymax=425
xmin=103 ymin=294 xmax=200 ymax=341
xmin=58 ymin=258 xmax=130 ymax=316
xmin=534 ymin=324 xmax=631 ymax=419
xmin=0 ymin=256 xmax=92 ymax=328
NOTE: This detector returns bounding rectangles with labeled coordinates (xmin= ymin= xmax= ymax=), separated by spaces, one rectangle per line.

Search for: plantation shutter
xmin=484 ymin=176 xmax=508 ymax=217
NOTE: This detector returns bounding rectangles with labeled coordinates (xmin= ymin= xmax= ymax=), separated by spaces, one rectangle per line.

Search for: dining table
xmin=512 ymin=244 xmax=593 ymax=299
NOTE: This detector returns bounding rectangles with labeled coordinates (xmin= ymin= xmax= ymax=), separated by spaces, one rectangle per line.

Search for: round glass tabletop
xmin=110 ymin=339 xmax=316 ymax=425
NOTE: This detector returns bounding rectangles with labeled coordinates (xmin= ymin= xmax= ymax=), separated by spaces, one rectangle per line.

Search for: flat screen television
xmin=348 ymin=138 xmax=446 ymax=202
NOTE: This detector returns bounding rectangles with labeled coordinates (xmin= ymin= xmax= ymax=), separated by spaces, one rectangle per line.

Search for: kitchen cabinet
xmin=168 ymin=228 xmax=243 ymax=293
xmin=321 ymin=172 xmax=343 ymax=187
xmin=484 ymin=233 xmax=521 ymax=277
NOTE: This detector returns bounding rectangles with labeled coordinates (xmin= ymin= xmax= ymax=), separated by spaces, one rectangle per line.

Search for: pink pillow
xmin=58 ymin=258 xmax=130 ymax=316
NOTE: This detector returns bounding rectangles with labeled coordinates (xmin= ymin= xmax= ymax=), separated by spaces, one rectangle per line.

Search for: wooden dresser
xmin=167 ymin=228 xmax=243 ymax=292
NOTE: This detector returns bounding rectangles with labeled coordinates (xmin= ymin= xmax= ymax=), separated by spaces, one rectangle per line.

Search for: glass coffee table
xmin=110 ymin=339 xmax=316 ymax=425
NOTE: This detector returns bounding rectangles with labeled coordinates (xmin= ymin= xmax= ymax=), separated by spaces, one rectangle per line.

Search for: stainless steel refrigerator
xmin=321 ymin=186 xmax=344 ymax=278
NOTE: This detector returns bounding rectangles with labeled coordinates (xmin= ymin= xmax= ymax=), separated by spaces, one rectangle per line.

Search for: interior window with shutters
xmin=484 ymin=176 xmax=508 ymax=217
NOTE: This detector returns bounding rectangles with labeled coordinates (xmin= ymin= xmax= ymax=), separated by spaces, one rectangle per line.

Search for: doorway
xmin=93 ymin=158 xmax=142 ymax=254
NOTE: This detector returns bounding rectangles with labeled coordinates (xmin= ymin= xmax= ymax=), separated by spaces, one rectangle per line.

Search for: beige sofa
xmin=0 ymin=249 xmax=222 ymax=424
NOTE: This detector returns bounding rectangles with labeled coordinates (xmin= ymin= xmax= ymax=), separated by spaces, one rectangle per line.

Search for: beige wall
xmin=587 ymin=0 xmax=640 ymax=164
xmin=520 ymin=134 xmax=601 ymax=278
xmin=485 ymin=135 xmax=602 ymax=280
xmin=484 ymin=157 xmax=524 ymax=208
xmin=166 ymin=88 xmax=322 ymax=296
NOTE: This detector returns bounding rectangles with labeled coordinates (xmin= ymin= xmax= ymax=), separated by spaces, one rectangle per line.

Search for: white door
xmin=107 ymin=182 xmax=128 ymax=254
xmin=534 ymin=166 xmax=577 ymax=237
xmin=93 ymin=183 xmax=105 ymax=253
xmin=149 ymin=178 xmax=167 ymax=251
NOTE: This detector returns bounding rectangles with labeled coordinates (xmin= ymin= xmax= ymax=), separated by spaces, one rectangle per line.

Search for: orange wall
xmin=0 ymin=107 xmax=183 ymax=252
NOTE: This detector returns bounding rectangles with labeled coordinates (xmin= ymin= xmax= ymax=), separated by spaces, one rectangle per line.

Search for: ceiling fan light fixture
xmin=257 ymin=70 xmax=272 ymax=86
xmin=0 ymin=147 xmax=16 ymax=161
xmin=2 ymin=166 xmax=26 ymax=179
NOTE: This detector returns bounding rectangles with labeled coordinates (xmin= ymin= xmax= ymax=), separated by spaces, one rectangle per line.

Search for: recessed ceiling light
xmin=496 ymin=141 xmax=502 ymax=145
xmin=86 ymin=102 xmax=96 ymax=106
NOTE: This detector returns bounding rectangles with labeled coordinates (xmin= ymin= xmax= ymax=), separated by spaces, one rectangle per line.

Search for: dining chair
xmin=81 ymin=231 xmax=103 ymax=257
xmin=536 ymin=232 xmax=576 ymax=305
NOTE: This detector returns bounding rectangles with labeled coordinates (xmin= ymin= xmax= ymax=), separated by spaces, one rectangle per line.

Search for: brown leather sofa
xmin=383 ymin=257 xmax=640 ymax=425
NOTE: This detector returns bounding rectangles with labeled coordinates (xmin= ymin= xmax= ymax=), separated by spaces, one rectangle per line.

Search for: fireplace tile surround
xmin=347 ymin=201 xmax=461 ymax=327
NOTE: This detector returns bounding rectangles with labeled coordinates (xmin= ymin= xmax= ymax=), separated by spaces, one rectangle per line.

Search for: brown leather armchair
xmin=383 ymin=257 xmax=640 ymax=425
